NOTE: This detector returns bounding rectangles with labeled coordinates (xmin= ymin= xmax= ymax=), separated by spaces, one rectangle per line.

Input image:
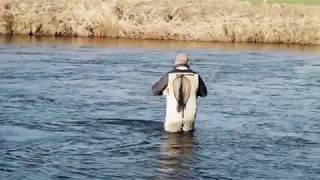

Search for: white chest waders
xmin=163 ymin=73 xmax=198 ymax=132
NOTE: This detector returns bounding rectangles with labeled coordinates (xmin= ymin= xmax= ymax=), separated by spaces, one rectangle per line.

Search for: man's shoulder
xmin=168 ymin=69 xmax=198 ymax=74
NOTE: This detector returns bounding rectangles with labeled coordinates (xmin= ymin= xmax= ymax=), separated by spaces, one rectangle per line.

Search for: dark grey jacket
xmin=152 ymin=66 xmax=207 ymax=97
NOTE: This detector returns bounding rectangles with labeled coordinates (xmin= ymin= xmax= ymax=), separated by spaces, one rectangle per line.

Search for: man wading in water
xmin=152 ymin=54 xmax=207 ymax=132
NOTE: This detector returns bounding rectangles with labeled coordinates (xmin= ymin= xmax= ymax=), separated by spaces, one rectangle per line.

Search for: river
xmin=0 ymin=36 xmax=319 ymax=179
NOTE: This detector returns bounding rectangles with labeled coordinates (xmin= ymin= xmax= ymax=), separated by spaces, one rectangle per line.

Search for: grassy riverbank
xmin=1 ymin=0 xmax=320 ymax=45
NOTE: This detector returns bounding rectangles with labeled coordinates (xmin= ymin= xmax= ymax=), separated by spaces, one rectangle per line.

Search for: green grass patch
xmin=247 ymin=0 xmax=320 ymax=5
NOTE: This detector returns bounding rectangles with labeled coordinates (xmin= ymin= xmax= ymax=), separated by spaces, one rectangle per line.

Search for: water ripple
xmin=0 ymin=43 xmax=319 ymax=179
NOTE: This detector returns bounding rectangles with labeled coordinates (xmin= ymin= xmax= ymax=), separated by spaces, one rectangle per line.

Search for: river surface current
xmin=0 ymin=36 xmax=319 ymax=179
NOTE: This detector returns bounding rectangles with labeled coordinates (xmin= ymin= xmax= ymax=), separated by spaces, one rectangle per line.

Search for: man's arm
xmin=152 ymin=73 xmax=168 ymax=96
xmin=197 ymin=75 xmax=207 ymax=97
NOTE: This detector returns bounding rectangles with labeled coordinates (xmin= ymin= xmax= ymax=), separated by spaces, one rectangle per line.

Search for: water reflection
xmin=1 ymin=35 xmax=320 ymax=54
xmin=157 ymin=132 xmax=196 ymax=179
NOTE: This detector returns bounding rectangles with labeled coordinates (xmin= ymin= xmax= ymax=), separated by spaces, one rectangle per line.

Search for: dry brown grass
xmin=1 ymin=0 xmax=320 ymax=45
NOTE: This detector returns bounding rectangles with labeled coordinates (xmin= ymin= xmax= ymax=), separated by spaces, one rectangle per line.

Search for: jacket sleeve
xmin=197 ymin=75 xmax=207 ymax=97
xmin=152 ymin=73 xmax=168 ymax=96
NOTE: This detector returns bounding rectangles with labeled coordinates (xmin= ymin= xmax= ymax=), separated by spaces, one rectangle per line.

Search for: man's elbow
xmin=199 ymin=93 xmax=207 ymax=97
xmin=151 ymin=88 xmax=162 ymax=96
xmin=152 ymin=91 xmax=160 ymax=96
xmin=202 ymin=92 xmax=208 ymax=97
xmin=198 ymin=89 xmax=207 ymax=97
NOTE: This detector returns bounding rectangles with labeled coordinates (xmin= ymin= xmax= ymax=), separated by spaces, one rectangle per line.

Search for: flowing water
xmin=0 ymin=36 xmax=319 ymax=179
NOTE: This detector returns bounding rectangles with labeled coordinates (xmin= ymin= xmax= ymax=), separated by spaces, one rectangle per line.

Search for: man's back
xmin=152 ymin=54 xmax=207 ymax=132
